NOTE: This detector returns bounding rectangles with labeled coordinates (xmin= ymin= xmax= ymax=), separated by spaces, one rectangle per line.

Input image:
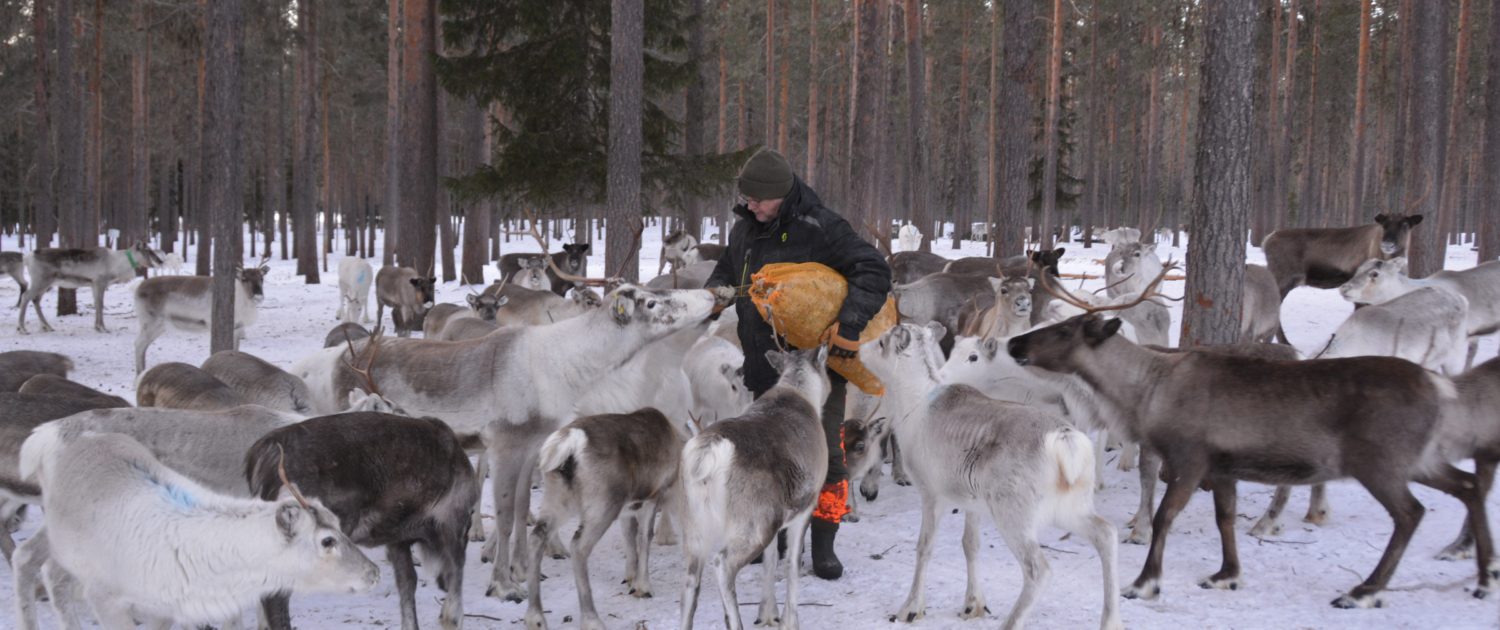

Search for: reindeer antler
xmin=276 ymin=443 xmax=311 ymax=509
xmin=1038 ymin=260 xmax=1180 ymax=315
xmin=342 ymin=328 xmax=384 ymax=397
xmin=520 ymin=208 xmax=625 ymax=287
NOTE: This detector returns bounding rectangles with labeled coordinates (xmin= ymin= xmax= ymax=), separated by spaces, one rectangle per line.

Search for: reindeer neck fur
xmin=519 ymin=307 xmax=664 ymax=417
xmin=766 ymin=364 xmax=830 ymax=415
xmin=1065 ymin=336 xmax=1176 ymax=435
xmin=884 ymin=346 xmax=945 ymax=436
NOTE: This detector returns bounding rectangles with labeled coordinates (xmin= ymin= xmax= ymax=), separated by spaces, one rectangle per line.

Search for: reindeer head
xmin=602 ymin=285 xmax=715 ymax=340
xmin=465 ymin=292 xmax=508 ymax=321
xmin=997 ymin=277 xmax=1033 ymax=320
xmin=1100 ymin=227 xmax=1142 ymax=248
xmin=570 ymin=286 xmax=604 ymax=308
xmin=864 ymin=322 xmax=946 ymax=386
xmin=941 ymin=335 xmax=1007 ymax=387
xmin=561 ymin=243 xmax=591 ymax=275
xmin=662 ymin=230 xmax=697 ymax=260
xmin=1007 ymin=314 xmax=1124 ymax=373
xmin=764 ymin=345 xmax=832 ymax=409
xmin=130 ymin=241 xmax=165 ymax=268
xmin=236 ymin=259 xmax=271 ymax=303
xmin=269 ymin=493 xmax=380 ymax=594
xmin=1339 ymin=257 xmax=1410 ymax=305
xmin=1373 ymin=213 xmax=1423 ymax=257
xmin=513 ymin=257 xmax=549 ymax=291
xmin=1028 ymin=247 xmax=1066 ymax=278
xmin=408 ymin=276 xmax=437 ymax=312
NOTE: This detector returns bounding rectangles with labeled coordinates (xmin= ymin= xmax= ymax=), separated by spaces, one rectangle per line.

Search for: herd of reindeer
xmin=0 ymin=211 xmax=1498 ymax=629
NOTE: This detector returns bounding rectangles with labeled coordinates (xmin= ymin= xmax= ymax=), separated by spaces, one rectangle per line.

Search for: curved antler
xmin=342 ymin=328 xmax=384 ymax=397
xmin=520 ymin=208 xmax=630 ymax=287
xmin=1038 ymin=260 xmax=1180 ymax=315
xmin=276 ymin=443 xmax=311 ymax=509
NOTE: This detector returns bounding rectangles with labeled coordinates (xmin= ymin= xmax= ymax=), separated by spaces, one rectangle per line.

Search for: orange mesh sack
xmin=748 ymin=262 xmax=898 ymax=396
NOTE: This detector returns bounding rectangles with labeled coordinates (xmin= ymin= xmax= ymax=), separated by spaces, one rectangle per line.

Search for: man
xmin=706 ymin=148 xmax=892 ymax=580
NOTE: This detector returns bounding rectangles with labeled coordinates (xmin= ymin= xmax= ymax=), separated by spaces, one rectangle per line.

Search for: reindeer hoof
xmin=1303 ymin=509 xmax=1330 ymax=526
xmin=1436 ymin=543 xmax=1475 ymax=561
xmin=1123 ymin=526 xmax=1151 ymax=546
xmin=958 ymin=603 xmax=989 ymax=620
xmin=654 ymin=531 xmax=679 ymax=546
xmin=480 ymin=538 xmax=498 ymax=563
xmin=469 ymin=527 xmax=487 ymax=543
xmin=1248 ymin=519 xmax=1283 ymax=538
xmin=754 ymin=616 xmax=780 ymax=627
xmin=1198 ymin=574 xmax=1241 ymax=591
xmin=485 ymin=581 xmax=525 ymax=603
xmin=1331 ymin=591 xmax=1381 ymax=609
xmin=892 ymin=475 xmax=912 ymax=487
xmin=523 ymin=609 xmax=547 ymax=630
xmin=1122 ymin=579 xmax=1160 ymax=600
xmin=890 ymin=603 xmax=924 ymax=623
xmin=628 ymin=585 xmax=653 ymax=599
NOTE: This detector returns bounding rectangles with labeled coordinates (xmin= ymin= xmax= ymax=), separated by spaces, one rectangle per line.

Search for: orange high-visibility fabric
xmin=813 ymin=480 xmax=850 ymax=523
xmin=748 ymin=262 xmax=898 ymax=395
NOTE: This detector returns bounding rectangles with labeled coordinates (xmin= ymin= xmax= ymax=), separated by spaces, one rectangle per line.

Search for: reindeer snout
xmin=1006 ymin=338 xmax=1029 ymax=365
xmin=1380 ymin=242 xmax=1398 ymax=255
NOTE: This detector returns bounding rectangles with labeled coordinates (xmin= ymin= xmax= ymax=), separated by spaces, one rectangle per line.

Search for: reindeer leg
xmin=13 ymin=530 xmax=47 ymax=630
xmin=134 ymin=318 xmax=166 ymax=375
xmin=1438 ymin=456 xmax=1495 ymax=561
xmin=257 ymin=592 xmax=292 ymax=630
xmin=634 ymin=504 xmax=659 ymax=596
xmin=524 ymin=499 xmax=556 ymax=630
xmin=1069 ymin=512 xmax=1122 ymax=630
xmin=991 ymin=506 xmax=1050 ymax=630
xmin=890 ymin=435 xmax=911 ymax=486
xmin=1304 ymin=483 xmax=1331 ymax=525
xmin=1125 ymin=457 xmax=1205 ymax=601
xmin=1125 ymin=450 xmax=1160 ymax=545
xmin=780 ymin=508 xmax=813 ymax=630
xmin=754 ymin=533 xmax=781 ymax=627
xmin=43 ymin=559 xmax=84 ymax=630
xmin=572 ymin=501 xmax=624 ymax=630
xmin=1333 ymin=473 xmax=1424 ymax=608
xmin=509 ymin=448 xmax=544 ymax=587
xmin=1414 ymin=465 xmax=1496 ymax=600
xmin=485 ymin=441 xmax=533 ymax=602
xmin=388 ymin=544 xmax=420 ymax=630
xmin=1117 ymin=439 xmax=1138 ymax=472
xmin=91 ymin=280 xmax=108 ymax=332
xmin=680 ymin=554 xmax=706 ymax=630
xmin=653 ymin=509 xmax=679 ymax=546
xmin=893 ymin=490 xmax=941 ymax=622
xmin=959 ymin=510 xmax=989 ymax=619
xmin=470 ymin=455 xmax=488 ymax=542
xmin=1199 ymin=479 xmax=1243 ymax=590
xmin=437 ymin=528 xmax=467 ymax=630
xmin=714 ymin=552 xmax=747 ymax=630
xmin=1251 ymin=486 xmax=1292 ymax=537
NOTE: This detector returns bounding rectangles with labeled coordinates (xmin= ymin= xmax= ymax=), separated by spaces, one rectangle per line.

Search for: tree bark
xmin=1407 ymin=0 xmax=1449 ymax=277
xmin=32 ymin=0 xmax=55 ymax=248
xmin=1182 ymin=0 xmax=1254 ymax=347
xmin=293 ymin=0 xmax=320 ymax=283
xmin=461 ymin=98 xmax=489 ymax=284
xmin=996 ymin=0 xmax=1038 ymax=258
xmin=56 ymin=0 xmax=84 ymax=315
xmin=1041 ymin=0 xmax=1064 ymax=246
xmin=385 ymin=0 xmax=402 ymax=266
xmin=86 ymin=0 xmax=102 ymax=250
xmin=764 ymin=0 xmax=776 ymax=148
xmin=847 ymin=0 xmax=881 ymax=243
xmin=1348 ymin=0 xmax=1372 ymax=224
xmin=684 ymin=0 xmax=708 ymax=240
xmin=397 ymin=0 xmax=437 ymax=276
xmin=607 ymin=0 xmax=644 ymax=282
xmin=129 ymin=0 xmax=149 ymax=253
xmin=805 ymin=0 xmax=820 ymax=189
xmin=1481 ymin=0 xmax=1500 ymax=262
xmin=206 ymin=0 xmax=243 ymax=353
xmin=904 ymin=0 xmax=928 ymax=253
xmin=1438 ymin=0 xmax=1472 ymax=249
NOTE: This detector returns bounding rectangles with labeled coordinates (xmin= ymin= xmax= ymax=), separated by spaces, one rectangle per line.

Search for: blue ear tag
xmin=781 ymin=232 xmax=788 ymax=243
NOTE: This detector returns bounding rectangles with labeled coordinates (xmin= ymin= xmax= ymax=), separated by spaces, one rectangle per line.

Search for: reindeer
xmin=862 ymin=323 xmax=1122 ymax=630
xmin=958 ymin=276 xmax=1034 ymax=341
xmin=1262 ymin=213 xmax=1423 ymax=343
xmin=1006 ymin=311 xmax=1494 ymax=608
xmin=157 ymin=251 xmax=186 ymax=275
xmin=0 ymin=350 xmax=73 ymax=392
xmin=201 ymin=350 xmax=316 ymax=416
xmin=324 ymin=321 xmax=371 ymax=348
xmin=487 ymin=283 xmax=601 ymax=326
xmin=887 ymin=251 xmax=948 ymax=284
xmin=437 ymin=317 xmax=499 ymax=341
xmin=302 ymin=282 xmax=717 ymax=601
xmin=16 ymin=374 xmax=131 ymax=408
xmin=16 ymin=431 xmax=378 ymax=630
xmin=423 ymin=284 xmax=509 ymax=338
xmin=493 ymin=256 xmax=551 ymax=292
xmin=1340 ymin=257 xmax=1500 ymax=368
xmin=683 ymin=334 xmax=752 ymax=427
xmin=136 ymin=362 xmax=248 ymax=410
xmin=677 ymin=347 xmax=831 ymax=630
xmin=499 ymin=243 xmax=591 ymax=296
xmin=894 ymin=273 xmax=1003 ymax=354
xmin=1319 ymin=286 xmax=1470 ymax=373
xmin=376 ymin=266 xmax=437 ymax=337
xmin=17 ymin=242 xmax=164 ymax=333
xmin=247 ymin=413 xmax=479 ymax=630
xmin=525 ymin=408 xmax=686 ymax=630
xmin=646 ymin=261 xmax=717 ymax=290
xmin=897 ymin=224 xmax=923 ymax=252
xmin=337 ymin=257 xmax=374 ymax=324
xmin=132 ymin=260 xmax=271 ymax=374
xmin=1099 ymin=231 xmax=1171 ymax=348
xmin=1 ymin=251 xmax=26 ymax=308
xmin=659 ymin=230 xmax=725 ymax=275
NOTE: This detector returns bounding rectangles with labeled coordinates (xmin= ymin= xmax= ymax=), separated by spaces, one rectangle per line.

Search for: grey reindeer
xmin=525 ymin=408 xmax=686 ymax=630
xmin=677 ymin=346 xmax=830 ymax=630
xmin=0 ymin=252 xmax=26 ymax=308
xmin=1006 ymin=312 xmax=1494 ymax=609
xmin=17 ymin=241 xmax=163 ymax=333
xmin=863 ymin=323 xmax=1121 ymax=630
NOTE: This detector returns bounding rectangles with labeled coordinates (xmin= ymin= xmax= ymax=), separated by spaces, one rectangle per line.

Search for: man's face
xmin=744 ymin=196 xmax=784 ymax=223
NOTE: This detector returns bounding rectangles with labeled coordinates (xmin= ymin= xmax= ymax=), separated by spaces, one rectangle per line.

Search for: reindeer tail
xmin=680 ymin=435 xmax=734 ymax=557
xmin=1044 ymin=427 xmax=1096 ymax=496
xmin=538 ymin=427 xmax=588 ymax=479
xmin=18 ymin=423 xmax=65 ymax=485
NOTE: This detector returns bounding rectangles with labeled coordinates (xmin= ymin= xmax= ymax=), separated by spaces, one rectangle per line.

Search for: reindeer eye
xmin=1000 ymin=288 xmax=1008 ymax=294
xmin=321 ymin=536 xmax=337 ymax=550
xmin=1370 ymin=272 xmax=1379 ymax=278
xmin=647 ymin=300 xmax=657 ymax=309
xmin=968 ymin=353 xmax=978 ymax=362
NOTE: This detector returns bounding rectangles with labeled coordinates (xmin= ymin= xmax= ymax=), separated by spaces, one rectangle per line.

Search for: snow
xmin=1 ymin=223 xmax=1498 ymax=630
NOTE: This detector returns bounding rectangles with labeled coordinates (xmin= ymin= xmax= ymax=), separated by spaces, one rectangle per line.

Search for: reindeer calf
xmin=526 ymin=408 xmax=685 ymax=630
xmin=133 ymin=262 xmax=270 ymax=374
xmin=337 ymin=257 xmax=374 ymax=324
xmin=136 ymin=362 xmax=247 ymax=410
xmin=16 ymin=375 xmax=129 ymax=408
xmin=0 ymin=351 xmax=73 ymax=393
xmin=201 ymin=350 xmax=315 ymax=416
xmin=376 ymin=266 xmax=437 ymax=337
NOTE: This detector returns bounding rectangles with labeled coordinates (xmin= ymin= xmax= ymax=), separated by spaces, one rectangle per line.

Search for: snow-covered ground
xmin=0 ymin=222 xmax=1497 ymax=629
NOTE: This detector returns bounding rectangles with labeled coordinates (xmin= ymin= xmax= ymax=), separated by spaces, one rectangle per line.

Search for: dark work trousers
xmin=821 ymin=370 xmax=849 ymax=484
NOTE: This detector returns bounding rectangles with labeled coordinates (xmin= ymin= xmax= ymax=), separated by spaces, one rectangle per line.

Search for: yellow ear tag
xmin=781 ymin=232 xmax=788 ymax=243
xmin=615 ymin=304 xmax=627 ymax=317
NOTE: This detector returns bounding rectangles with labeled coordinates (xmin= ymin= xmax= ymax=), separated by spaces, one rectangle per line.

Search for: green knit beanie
xmin=737 ymin=149 xmax=795 ymax=200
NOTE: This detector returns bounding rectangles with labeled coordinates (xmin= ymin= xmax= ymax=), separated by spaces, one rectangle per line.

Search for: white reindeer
xmin=15 ymin=430 xmax=378 ymax=630
xmin=677 ymin=346 xmax=831 ymax=630
xmin=132 ymin=261 xmax=270 ymax=374
xmin=1339 ymin=257 xmax=1500 ymax=368
xmin=898 ymin=224 xmax=923 ymax=252
xmin=682 ymin=334 xmax=752 ymax=426
xmin=863 ymin=323 xmax=1121 ymax=630
xmin=337 ymin=257 xmax=374 ymax=324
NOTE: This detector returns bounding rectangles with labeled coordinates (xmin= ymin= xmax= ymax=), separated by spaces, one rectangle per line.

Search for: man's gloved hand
xmin=821 ymin=323 xmax=862 ymax=359
xmin=710 ymin=285 xmax=736 ymax=305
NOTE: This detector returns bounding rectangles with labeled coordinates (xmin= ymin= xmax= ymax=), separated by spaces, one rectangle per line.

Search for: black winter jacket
xmin=706 ymin=177 xmax=892 ymax=395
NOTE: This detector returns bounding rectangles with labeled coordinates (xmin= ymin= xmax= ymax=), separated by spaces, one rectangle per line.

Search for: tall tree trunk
xmin=436 ymin=62 xmax=455 ymax=282
xmin=32 ymin=0 xmax=55 ymax=249
xmin=293 ymin=0 xmax=320 ymax=283
xmin=206 ymin=0 xmax=243 ymax=353
xmin=195 ymin=19 xmax=210 ymax=277
xmin=847 ymin=0 xmax=882 ymax=243
xmin=1182 ymin=0 xmax=1253 ymax=347
xmin=384 ymin=0 xmax=402 ymax=266
xmin=1347 ymin=0 xmax=1372 ymax=224
xmin=460 ymin=98 xmax=489 ymax=284
xmin=1298 ymin=0 xmax=1321 ymax=227
xmin=996 ymin=0 xmax=1038 ymax=258
xmin=985 ymin=1 xmax=999 ymax=255
xmin=608 ymin=0 xmax=645 ymax=282
xmin=1274 ymin=0 xmax=1297 ymax=231
xmin=777 ymin=8 xmax=791 ymax=156
xmin=952 ymin=9 xmax=971 ymax=250
xmin=904 ymin=0 xmax=928 ymax=252
xmin=1142 ymin=24 xmax=1162 ymax=233
xmin=1438 ymin=0 xmax=1472 ymax=249
xmin=1481 ymin=0 xmax=1500 ymax=262
xmin=87 ymin=0 xmax=102 ymax=250
xmin=398 ymin=0 xmax=437 ymax=276
xmin=56 ymin=0 xmax=83 ymax=315
xmin=129 ymin=0 xmax=149 ymax=253
xmin=805 ymin=0 xmax=820 ymax=189
xmin=1041 ymin=0 xmax=1064 ymax=245
xmin=1407 ymin=0 xmax=1449 ymax=277
xmin=683 ymin=0 xmax=708 ymax=241
xmin=764 ymin=0 xmax=776 ymax=148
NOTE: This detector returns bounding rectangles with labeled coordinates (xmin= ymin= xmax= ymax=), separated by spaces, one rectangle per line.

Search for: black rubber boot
xmin=810 ymin=517 xmax=843 ymax=580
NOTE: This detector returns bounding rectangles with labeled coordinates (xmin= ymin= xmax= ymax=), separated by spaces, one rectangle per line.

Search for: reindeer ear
xmin=1406 ymin=215 xmax=1423 ymax=226
xmin=866 ymin=415 xmax=889 ymax=440
xmin=987 ymin=277 xmax=1003 ymax=293
xmin=409 ymin=278 xmax=422 ymax=288
xmin=347 ymin=388 xmax=370 ymax=408
xmin=719 ymin=362 xmax=735 ymax=377
xmin=1051 ymin=247 xmax=1066 ymax=259
xmin=467 ymin=294 xmax=481 ymax=308
xmin=608 ymin=293 xmax=634 ymax=324
xmin=925 ymin=322 xmax=947 ymax=342
xmin=429 ymin=277 xmax=437 ymax=284
xmin=981 ymin=337 xmax=1001 ymax=360
xmin=275 ymin=501 xmax=307 ymax=540
xmin=1388 ymin=257 xmax=1409 ymax=273
xmin=1373 ymin=213 xmax=1389 ymax=224
xmin=763 ymin=350 xmax=788 ymax=373
xmin=259 ymin=265 xmax=270 ymax=275
xmin=495 ymin=295 xmax=510 ymax=307
xmin=1026 ymin=277 xmax=1036 ymax=289
xmin=1085 ymin=318 xmax=1124 ymax=345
